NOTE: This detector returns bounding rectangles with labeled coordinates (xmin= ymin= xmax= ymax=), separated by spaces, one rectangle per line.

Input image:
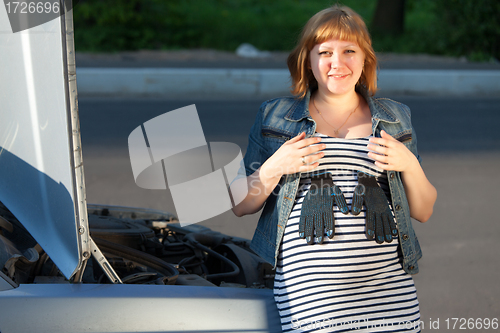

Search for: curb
xmin=378 ymin=69 xmax=500 ymax=96
xmin=76 ymin=68 xmax=500 ymax=97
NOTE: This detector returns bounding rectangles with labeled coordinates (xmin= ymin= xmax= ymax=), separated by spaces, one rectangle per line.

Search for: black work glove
xmin=299 ymin=173 xmax=349 ymax=245
xmin=351 ymin=171 xmax=398 ymax=244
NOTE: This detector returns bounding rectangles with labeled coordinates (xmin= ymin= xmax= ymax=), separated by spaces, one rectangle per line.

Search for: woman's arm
xmin=367 ymin=130 xmax=437 ymax=222
xmin=232 ymin=132 xmax=325 ymax=217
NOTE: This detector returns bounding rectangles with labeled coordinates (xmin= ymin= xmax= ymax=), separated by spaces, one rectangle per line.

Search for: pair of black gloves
xmin=298 ymin=172 xmax=398 ymax=245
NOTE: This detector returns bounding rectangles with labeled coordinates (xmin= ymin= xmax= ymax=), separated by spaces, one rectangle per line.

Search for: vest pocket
xmin=394 ymin=131 xmax=412 ymax=144
xmin=261 ymin=128 xmax=292 ymax=153
xmin=261 ymin=128 xmax=292 ymax=141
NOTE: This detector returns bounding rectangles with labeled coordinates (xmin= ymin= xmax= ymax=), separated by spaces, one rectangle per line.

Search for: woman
xmin=232 ymin=4 xmax=436 ymax=332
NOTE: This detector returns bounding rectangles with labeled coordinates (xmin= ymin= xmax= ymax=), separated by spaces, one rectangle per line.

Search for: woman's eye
xmin=346 ymin=49 xmax=355 ymax=53
xmin=319 ymin=51 xmax=332 ymax=56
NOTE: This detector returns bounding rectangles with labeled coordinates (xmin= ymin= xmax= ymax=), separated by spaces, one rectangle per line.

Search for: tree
xmin=371 ymin=0 xmax=406 ymax=35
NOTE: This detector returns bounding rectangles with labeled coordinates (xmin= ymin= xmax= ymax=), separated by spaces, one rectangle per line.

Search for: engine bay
xmin=0 ymin=202 xmax=274 ymax=289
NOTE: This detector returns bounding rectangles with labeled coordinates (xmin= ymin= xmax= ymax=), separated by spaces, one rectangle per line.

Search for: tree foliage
xmin=72 ymin=0 xmax=500 ymax=61
xmin=433 ymin=0 xmax=500 ymax=60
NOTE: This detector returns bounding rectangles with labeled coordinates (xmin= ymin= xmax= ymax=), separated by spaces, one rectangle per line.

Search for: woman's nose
xmin=329 ymin=52 xmax=342 ymax=69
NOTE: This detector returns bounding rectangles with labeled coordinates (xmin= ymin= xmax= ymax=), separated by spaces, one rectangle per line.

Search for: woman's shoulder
xmin=372 ymin=96 xmax=411 ymax=111
xmin=258 ymin=95 xmax=306 ymax=118
xmin=371 ymin=96 xmax=411 ymax=118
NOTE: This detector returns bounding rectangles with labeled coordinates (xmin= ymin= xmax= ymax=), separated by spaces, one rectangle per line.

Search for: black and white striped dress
xmin=274 ymin=134 xmax=421 ymax=333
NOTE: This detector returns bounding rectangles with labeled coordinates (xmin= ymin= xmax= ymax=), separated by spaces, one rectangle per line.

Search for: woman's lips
xmin=328 ymin=73 xmax=349 ymax=78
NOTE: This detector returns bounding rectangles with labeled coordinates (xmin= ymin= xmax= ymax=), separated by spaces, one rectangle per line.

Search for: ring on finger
xmin=301 ymin=156 xmax=306 ymax=165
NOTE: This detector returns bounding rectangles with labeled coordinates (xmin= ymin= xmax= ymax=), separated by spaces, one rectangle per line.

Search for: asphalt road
xmin=79 ymin=95 xmax=500 ymax=331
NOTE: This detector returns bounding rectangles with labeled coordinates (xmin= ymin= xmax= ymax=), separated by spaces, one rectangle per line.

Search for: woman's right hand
xmin=232 ymin=132 xmax=325 ymax=217
xmin=261 ymin=132 xmax=325 ymax=180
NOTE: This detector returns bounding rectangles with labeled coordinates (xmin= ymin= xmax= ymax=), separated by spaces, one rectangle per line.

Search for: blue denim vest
xmin=242 ymin=88 xmax=423 ymax=275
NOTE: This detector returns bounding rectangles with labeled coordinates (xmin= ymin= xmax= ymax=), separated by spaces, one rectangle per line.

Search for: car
xmin=0 ymin=2 xmax=281 ymax=332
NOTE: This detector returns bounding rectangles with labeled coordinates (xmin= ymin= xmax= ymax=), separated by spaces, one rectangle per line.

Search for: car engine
xmin=0 ymin=202 xmax=275 ymax=289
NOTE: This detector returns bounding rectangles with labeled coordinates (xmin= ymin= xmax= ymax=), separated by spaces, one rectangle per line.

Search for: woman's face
xmin=309 ymin=39 xmax=365 ymax=97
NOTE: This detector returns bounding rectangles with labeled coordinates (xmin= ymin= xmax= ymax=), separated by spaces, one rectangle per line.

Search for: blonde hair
xmin=287 ymin=4 xmax=377 ymax=98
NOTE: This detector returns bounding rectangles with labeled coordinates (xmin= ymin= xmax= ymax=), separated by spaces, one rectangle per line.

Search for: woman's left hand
xmin=367 ymin=130 xmax=418 ymax=172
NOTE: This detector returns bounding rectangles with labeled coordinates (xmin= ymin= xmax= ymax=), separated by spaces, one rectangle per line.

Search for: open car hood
xmin=0 ymin=5 xmax=89 ymax=279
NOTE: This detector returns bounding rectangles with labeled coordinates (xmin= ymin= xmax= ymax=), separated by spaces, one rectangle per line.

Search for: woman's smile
xmin=328 ymin=73 xmax=350 ymax=79
xmin=309 ymin=39 xmax=365 ymax=96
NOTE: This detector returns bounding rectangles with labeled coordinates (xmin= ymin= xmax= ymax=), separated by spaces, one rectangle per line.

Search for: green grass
xmin=72 ymin=0 xmax=499 ymax=61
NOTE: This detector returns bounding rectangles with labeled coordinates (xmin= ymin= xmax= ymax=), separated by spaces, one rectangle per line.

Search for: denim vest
xmin=242 ymin=88 xmax=423 ymax=275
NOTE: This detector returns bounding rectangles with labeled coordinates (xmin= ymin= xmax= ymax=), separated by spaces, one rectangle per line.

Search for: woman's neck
xmin=313 ymin=89 xmax=360 ymax=115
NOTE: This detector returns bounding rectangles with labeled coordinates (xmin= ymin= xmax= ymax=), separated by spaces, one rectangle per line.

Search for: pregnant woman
xmin=232 ymin=4 xmax=437 ymax=332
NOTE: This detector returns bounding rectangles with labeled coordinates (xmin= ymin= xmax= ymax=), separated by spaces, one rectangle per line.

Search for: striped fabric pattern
xmin=274 ymin=134 xmax=421 ymax=333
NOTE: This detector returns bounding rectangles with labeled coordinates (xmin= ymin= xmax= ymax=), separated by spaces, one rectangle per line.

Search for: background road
xmin=80 ymin=95 xmax=500 ymax=331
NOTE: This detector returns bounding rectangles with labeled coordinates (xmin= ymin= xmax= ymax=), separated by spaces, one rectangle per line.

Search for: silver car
xmin=0 ymin=3 xmax=281 ymax=332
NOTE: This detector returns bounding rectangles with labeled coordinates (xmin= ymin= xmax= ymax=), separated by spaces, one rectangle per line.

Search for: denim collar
xmin=283 ymin=90 xmax=312 ymax=122
xmin=283 ymin=87 xmax=400 ymax=124
xmin=359 ymin=87 xmax=400 ymax=124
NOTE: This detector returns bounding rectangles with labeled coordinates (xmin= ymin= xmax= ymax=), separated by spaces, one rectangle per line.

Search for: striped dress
xmin=274 ymin=134 xmax=421 ymax=333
